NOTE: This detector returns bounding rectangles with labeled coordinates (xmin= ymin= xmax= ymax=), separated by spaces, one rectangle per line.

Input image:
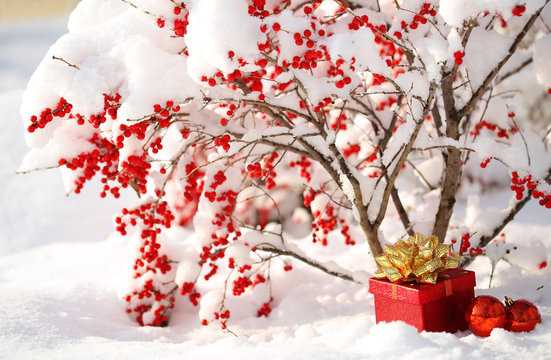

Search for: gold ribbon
xmin=374 ymin=233 xmax=461 ymax=284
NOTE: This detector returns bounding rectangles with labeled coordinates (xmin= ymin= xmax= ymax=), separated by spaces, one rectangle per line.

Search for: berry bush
xmin=20 ymin=0 xmax=551 ymax=328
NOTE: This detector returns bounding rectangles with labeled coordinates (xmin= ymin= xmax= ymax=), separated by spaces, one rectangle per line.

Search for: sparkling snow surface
xmin=1 ymin=16 xmax=550 ymax=360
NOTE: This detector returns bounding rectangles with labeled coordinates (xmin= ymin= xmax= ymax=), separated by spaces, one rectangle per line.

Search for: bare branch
xmin=52 ymin=56 xmax=80 ymax=70
xmin=460 ymin=195 xmax=532 ymax=268
xmin=374 ymin=83 xmax=438 ymax=229
xmin=257 ymin=245 xmax=360 ymax=283
xmin=458 ymin=1 xmax=550 ymax=119
xmin=390 ymin=185 xmax=414 ymax=236
xmin=496 ymin=57 xmax=533 ymax=85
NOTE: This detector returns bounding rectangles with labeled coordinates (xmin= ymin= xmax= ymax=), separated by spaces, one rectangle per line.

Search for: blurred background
xmin=0 ymin=0 xmax=131 ymax=255
xmin=0 ymin=0 xmax=80 ymax=19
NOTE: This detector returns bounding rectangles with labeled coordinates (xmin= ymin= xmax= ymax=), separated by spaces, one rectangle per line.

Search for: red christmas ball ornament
xmin=465 ymin=295 xmax=507 ymax=337
xmin=504 ymin=296 xmax=541 ymax=333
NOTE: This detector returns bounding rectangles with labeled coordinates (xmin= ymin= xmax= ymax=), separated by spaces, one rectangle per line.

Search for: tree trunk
xmin=433 ymin=146 xmax=462 ymax=242
xmin=432 ymin=76 xmax=462 ymax=243
xmin=357 ymin=209 xmax=384 ymax=257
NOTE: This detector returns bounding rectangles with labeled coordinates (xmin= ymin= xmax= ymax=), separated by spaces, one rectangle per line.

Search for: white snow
xmin=186 ymin=0 xmax=263 ymax=79
xmin=2 ymin=11 xmax=551 ymax=360
xmin=533 ymin=34 xmax=551 ymax=88
xmin=439 ymin=0 xmax=546 ymax=28
xmin=464 ymin=28 xmax=511 ymax=91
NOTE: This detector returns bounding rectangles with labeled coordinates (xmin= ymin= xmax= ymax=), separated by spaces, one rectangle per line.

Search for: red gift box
xmin=368 ymin=268 xmax=475 ymax=333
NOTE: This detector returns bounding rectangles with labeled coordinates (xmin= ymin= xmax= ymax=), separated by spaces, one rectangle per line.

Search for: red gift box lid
xmin=368 ymin=268 xmax=475 ymax=305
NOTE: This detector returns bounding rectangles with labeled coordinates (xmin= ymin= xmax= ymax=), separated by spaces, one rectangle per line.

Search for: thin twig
xmin=257 ymin=245 xmax=359 ymax=283
xmin=52 ymin=56 xmax=80 ymax=70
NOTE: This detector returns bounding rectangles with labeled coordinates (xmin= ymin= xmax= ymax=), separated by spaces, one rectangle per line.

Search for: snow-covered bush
xmin=20 ymin=0 xmax=551 ymax=327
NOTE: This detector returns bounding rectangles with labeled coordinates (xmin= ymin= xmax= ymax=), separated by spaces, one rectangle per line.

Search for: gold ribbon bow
xmin=374 ymin=233 xmax=461 ymax=284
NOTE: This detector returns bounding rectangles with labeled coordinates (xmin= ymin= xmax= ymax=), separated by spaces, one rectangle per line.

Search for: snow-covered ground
xmin=1 ymin=16 xmax=550 ymax=360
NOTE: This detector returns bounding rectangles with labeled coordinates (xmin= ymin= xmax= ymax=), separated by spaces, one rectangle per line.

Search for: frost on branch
xmin=20 ymin=0 xmax=551 ymax=327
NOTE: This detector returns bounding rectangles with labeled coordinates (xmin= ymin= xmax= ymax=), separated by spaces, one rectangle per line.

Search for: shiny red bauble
xmin=504 ymin=297 xmax=542 ymax=333
xmin=465 ymin=295 xmax=507 ymax=337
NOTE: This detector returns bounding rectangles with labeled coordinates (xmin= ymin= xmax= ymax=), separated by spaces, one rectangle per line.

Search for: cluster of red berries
xmin=511 ymin=172 xmax=551 ymax=208
xmin=348 ymin=14 xmax=370 ymax=31
xmin=32 ymin=96 xmax=163 ymax=203
xmin=233 ymin=276 xmax=253 ymax=296
xmin=179 ymin=281 xmax=201 ymax=306
xmin=248 ymin=0 xmax=271 ymax=18
xmin=167 ymin=161 xmax=205 ymax=227
xmin=28 ymin=94 xmax=121 ymax=133
xmin=396 ymin=3 xmax=435 ymax=37
xmin=374 ymin=96 xmax=398 ymax=112
xmin=510 ymin=172 xmax=534 ymax=200
xmin=209 ymin=170 xmax=227 ymax=190
xmin=290 ymin=156 xmax=313 ymax=183
xmin=27 ymin=97 xmax=72 ymax=132
xmin=124 ymin=279 xmax=176 ymax=326
xmin=496 ymin=5 xmax=527 ymax=28
xmin=247 ymin=162 xmax=263 ymax=178
xmin=292 ymin=46 xmax=327 ymax=71
xmin=370 ymin=73 xmax=387 ymax=86
xmin=149 ymin=137 xmax=163 ymax=154
xmin=342 ymin=144 xmax=361 ymax=158
xmin=312 ymin=97 xmax=333 ymax=114
xmin=329 ymin=112 xmax=348 ymax=130
xmin=257 ymin=299 xmax=273 ymax=317
xmin=261 ymin=152 xmax=278 ymax=190
xmin=471 ymin=119 xmax=518 ymax=139
xmin=533 ymin=188 xmax=551 ymax=209
xmin=379 ymin=47 xmax=406 ymax=80
xmin=303 ymin=188 xmax=318 ymax=207
xmin=311 ymin=205 xmax=355 ymax=246
xmin=214 ymin=134 xmax=231 ymax=152
xmin=312 ymin=205 xmax=338 ymax=246
xmin=89 ymin=94 xmax=122 ymax=129
xmin=367 ymin=170 xmax=383 ymax=178
xmin=119 ymin=154 xmax=151 ymax=195
xmin=451 ymin=233 xmax=484 ymax=255
xmin=453 ymin=51 xmax=465 ymax=65
xmin=118 ymin=197 xmax=179 ymax=326
xmin=203 ymin=262 xmax=219 ymax=281
xmin=152 ymin=101 xmax=179 ymax=128
xmin=335 ymin=76 xmax=353 ymax=89
xmin=57 ymin=133 xmax=118 ymax=196
xmin=115 ymin=200 xmax=175 ymax=243
xmin=358 ymin=148 xmax=379 ymax=171
xmin=218 ymin=103 xmax=238 ymax=126
xmin=512 ymin=5 xmax=526 ymax=17
xmin=118 ymin=121 xmax=149 ymax=141
xmin=213 ymin=309 xmax=231 ymax=330
xmin=156 ymin=3 xmax=189 ymax=37
xmin=211 ymin=190 xmax=238 ymax=225
xmin=480 ymin=157 xmax=492 ymax=168
xmin=193 ymin=170 xmax=243 ymax=293
xmin=226 ymin=66 xmax=264 ymax=98
xmin=180 ymin=282 xmax=194 ymax=295
xmin=341 ymin=224 xmax=355 ymax=246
